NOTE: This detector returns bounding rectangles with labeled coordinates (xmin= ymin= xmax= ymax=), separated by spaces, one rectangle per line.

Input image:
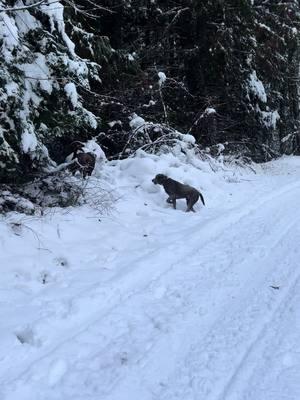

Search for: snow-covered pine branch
xmin=0 ymin=0 xmax=113 ymax=15
xmin=0 ymin=0 xmax=48 ymax=12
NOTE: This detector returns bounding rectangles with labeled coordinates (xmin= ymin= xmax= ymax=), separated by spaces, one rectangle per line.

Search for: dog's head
xmin=70 ymin=141 xmax=85 ymax=152
xmin=152 ymin=174 xmax=168 ymax=185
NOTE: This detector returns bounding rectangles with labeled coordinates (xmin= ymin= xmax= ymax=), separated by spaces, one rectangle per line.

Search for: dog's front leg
xmin=167 ymin=196 xmax=176 ymax=209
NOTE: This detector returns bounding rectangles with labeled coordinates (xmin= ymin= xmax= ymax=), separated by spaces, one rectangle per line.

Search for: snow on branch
xmin=0 ymin=0 xmax=49 ymax=12
xmin=0 ymin=0 xmax=113 ymax=15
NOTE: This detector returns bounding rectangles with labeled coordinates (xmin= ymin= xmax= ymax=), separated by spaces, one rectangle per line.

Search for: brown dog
xmin=69 ymin=152 xmax=96 ymax=178
xmin=68 ymin=142 xmax=96 ymax=178
xmin=152 ymin=174 xmax=205 ymax=212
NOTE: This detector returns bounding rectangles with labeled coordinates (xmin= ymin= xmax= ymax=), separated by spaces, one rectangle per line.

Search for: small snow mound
xmin=181 ymin=134 xmax=196 ymax=144
xmin=129 ymin=113 xmax=146 ymax=130
xmin=141 ymin=181 xmax=160 ymax=194
xmin=205 ymin=107 xmax=216 ymax=115
xmin=48 ymin=359 xmax=68 ymax=386
xmin=121 ymin=156 xmax=157 ymax=179
xmin=158 ymin=71 xmax=167 ymax=87
xmin=108 ymin=120 xmax=122 ymax=128
xmin=127 ymin=53 xmax=135 ymax=61
xmin=216 ymin=143 xmax=225 ymax=153
xmin=200 ymin=107 xmax=216 ymax=119
xmin=292 ymin=27 xmax=298 ymax=36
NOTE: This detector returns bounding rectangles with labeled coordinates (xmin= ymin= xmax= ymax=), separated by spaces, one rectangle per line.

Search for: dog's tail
xmin=199 ymin=192 xmax=205 ymax=206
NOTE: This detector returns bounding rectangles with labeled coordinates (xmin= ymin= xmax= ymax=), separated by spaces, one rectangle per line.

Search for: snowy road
xmin=1 ymin=156 xmax=300 ymax=400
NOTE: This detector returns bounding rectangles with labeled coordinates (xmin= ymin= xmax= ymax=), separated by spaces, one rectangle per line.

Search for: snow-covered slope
xmin=1 ymin=155 xmax=300 ymax=400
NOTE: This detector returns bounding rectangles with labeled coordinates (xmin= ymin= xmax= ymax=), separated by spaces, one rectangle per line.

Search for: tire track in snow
xmin=149 ymin=207 xmax=300 ymax=400
xmin=209 ymin=226 xmax=300 ymax=400
xmin=220 ymin=258 xmax=300 ymax=400
xmin=235 ymin=281 xmax=300 ymax=400
xmin=103 ymin=196 xmax=300 ymax=400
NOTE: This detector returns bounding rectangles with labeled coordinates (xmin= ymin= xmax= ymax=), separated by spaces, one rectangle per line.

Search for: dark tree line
xmin=1 ymin=0 xmax=300 ymax=186
xmin=72 ymin=0 xmax=300 ymax=160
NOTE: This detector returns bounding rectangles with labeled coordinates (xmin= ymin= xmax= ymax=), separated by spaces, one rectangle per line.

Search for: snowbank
xmin=1 ymin=152 xmax=300 ymax=400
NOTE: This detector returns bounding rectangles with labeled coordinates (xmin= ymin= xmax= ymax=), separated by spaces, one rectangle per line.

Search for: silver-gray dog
xmin=152 ymin=174 xmax=205 ymax=212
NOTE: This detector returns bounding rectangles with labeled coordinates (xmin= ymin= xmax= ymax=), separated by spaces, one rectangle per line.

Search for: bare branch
xmin=63 ymin=0 xmax=114 ymax=16
xmin=79 ymin=0 xmax=114 ymax=14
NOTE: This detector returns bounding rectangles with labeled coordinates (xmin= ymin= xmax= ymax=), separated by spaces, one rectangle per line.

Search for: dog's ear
xmin=161 ymin=174 xmax=168 ymax=182
xmin=157 ymin=174 xmax=167 ymax=181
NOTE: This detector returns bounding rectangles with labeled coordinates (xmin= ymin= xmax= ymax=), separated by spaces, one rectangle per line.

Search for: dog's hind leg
xmin=186 ymin=193 xmax=199 ymax=212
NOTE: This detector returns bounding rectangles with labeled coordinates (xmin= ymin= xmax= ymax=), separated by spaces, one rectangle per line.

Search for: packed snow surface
xmin=1 ymin=154 xmax=300 ymax=400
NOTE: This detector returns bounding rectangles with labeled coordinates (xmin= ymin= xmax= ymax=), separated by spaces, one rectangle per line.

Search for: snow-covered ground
xmin=1 ymin=153 xmax=300 ymax=400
